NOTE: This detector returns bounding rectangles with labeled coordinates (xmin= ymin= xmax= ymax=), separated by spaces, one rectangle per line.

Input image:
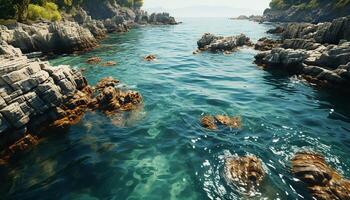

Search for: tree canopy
xmin=0 ymin=0 xmax=144 ymax=22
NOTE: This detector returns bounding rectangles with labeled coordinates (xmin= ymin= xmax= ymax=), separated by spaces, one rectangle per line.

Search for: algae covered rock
xmin=292 ymin=152 xmax=350 ymax=200
xmin=225 ymin=155 xmax=265 ymax=193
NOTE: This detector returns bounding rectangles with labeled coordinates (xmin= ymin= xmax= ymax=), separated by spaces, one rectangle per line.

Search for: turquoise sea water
xmin=1 ymin=18 xmax=350 ymax=200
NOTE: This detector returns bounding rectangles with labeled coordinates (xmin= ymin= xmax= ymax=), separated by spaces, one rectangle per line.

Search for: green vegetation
xmin=0 ymin=0 xmax=144 ymax=22
xmin=269 ymin=0 xmax=350 ymax=10
xmin=28 ymin=2 xmax=62 ymax=21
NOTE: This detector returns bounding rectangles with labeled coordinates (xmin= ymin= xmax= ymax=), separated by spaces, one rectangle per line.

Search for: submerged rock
xmin=215 ymin=115 xmax=241 ymax=129
xmin=86 ymin=56 xmax=102 ymax=64
xmin=94 ymin=85 xmax=142 ymax=114
xmin=225 ymin=155 xmax=265 ymax=192
xmin=197 ymin=33 xmax=252 ymax=52
xmin=8 ymin=134 xmax=39 ymax=154
xmin=144 ymin=54 xmax=156 ymax=61
xmin=291 ymin=152 xmax=350 ymax=200
xmin=101 ymin=61 xmax=117 ymax=66
xmin=200 ymin=114 xmax=242 ymax=130
xmin=200 ymin=115 xmax=217 ymax=130
xmin=95 ymin=77 xmax=120 ymax=90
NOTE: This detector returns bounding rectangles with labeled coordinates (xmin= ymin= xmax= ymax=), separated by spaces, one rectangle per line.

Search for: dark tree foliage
xmin=0 ymin=0 xmax=144 ymax=21
xmin=0 ymin=0 xmax=16 ymax=19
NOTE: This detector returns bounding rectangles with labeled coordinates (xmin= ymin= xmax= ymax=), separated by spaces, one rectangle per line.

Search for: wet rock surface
xmin=200 ymin=115 xmax=241 ymax=130
xmin=197 ymin=33 xmax=252 ymax=52
xmin=86 ymin=56 xmax=102 ymax=64
xmin=291 ymin=152 xmax=350 ymax=200
xmin=225 ymin=155 xmax=265 ymax=193
xmin=0 ymin=43 xmax=142 ymax=153
xmin=101 ymin=61 xmax=117 ymax=66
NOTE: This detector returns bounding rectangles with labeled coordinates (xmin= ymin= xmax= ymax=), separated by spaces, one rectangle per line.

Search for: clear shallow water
xmin=1 ymin=18 xmax=350 ymax=200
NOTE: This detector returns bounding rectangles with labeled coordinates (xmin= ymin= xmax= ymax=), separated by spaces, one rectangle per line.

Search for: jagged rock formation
xmin=263 ymin=2 xmax=350 ymax=23
xmin=291 ymin=152 xmax=350 ymax=200
xmin=254 ymin=37 xmax=280 ymax=51
xmin=197 ymin=33 xmax=252 ymax=52
xmin=0 ymin=42 xmax=88 ymax=148
xmin=0 ymin=43 xmax=142 ymax=153
xmin=0 ymin=21 xmax=98 ymax=54
xmin=200 ymin=115 xmax=241 ymax=130
xmin=281 ymin=16 xmax=350 ymax=45
xmin=224 ymin=155 xmax=265 ymax=193
xmin=0 ymin=0 xmax=178 ymax=54
xmin=254 ymin=16 xmax=350 ymax=91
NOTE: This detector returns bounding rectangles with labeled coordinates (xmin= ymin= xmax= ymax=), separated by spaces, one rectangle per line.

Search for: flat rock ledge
xmin=292 ymin=152 xmax=350 ymax=200
xmin=254 ymin=16 xmax=350 ymax=92
xmin=197 ymin=33 xmax=252 ymax=53
xmin=0 ymin=43 xmax=142 ymax=158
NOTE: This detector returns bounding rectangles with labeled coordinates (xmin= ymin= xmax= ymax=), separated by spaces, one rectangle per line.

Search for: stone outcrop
xmin=81 ymin=0 xmax=178 ymax=28
xmin=254 ymin=37 xmax=280 ymax=51
xmin=0 ymin=42 xmax=88 ymax=148
xmin=0 ymin=0 xmax=178 ymax=55
xmin=0 ymin=43 xmax=142 ymax=153
xmin=200 ymin=115 xmax=241 ymax=130
xmin=266 ymin=26 xmax=285 ymax=34
xmin=0 ymin=21 xmax=98 ymax=54
xmin=197 ymin=33 xmax=252 ymax=52
xmin=254 ymin=16 xmax=350 ymax=91
xmin=280 ymin=16 xmax=350 ymax=45
xmin=148 ymin=13 xmax=178 ymax=25
xmin=263 ymin=3 xmax=350 ymax=23
xmin=225 ymin=155 xmax=265 ymax=193
xmin=291 ymin=152 xmax=350 ymax=200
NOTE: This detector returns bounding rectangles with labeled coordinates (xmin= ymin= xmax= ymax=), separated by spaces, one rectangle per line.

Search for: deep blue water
xmin=1 ymin=18 xmax=350 ymax=200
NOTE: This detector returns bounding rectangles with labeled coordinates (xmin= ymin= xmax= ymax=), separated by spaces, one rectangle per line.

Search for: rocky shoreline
xmin=0 ymin=42 xmax=142 ymax=162
xmin=0 ymin=2 xmax=178 ymax=55
xmin=254 ymin=16 xmax=350 ymax=92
